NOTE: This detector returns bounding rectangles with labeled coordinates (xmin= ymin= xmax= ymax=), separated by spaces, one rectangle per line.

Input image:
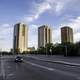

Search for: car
xmin=14 ymin=56 xmax=23 ymax=62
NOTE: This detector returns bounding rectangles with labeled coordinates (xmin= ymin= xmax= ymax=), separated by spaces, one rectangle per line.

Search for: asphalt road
xmin=0 ymin=55 xmax=80 ymax=80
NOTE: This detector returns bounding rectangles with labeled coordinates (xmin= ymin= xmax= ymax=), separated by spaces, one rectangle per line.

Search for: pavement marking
xmin=24 ymin=60 xmax=55 ymax=71
xmin=7 ymin=66 xmax=11 ymax=69
xmin=26 ymin=56 xmax=80 ymax=67
xmin=24 ymin=60 xmax=80 ymax=79
xmin=7 ymin=73 xmax=14 ymax=77
xmin=6 ymin=73 xmax=16 ymax=80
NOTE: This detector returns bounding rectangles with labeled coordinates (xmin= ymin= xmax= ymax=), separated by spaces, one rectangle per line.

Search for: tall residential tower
xmin=61 ymin=26 xmax=73 ymax=43
xmin=13 ymin=23 xmax=28 ymax=53
xmin=38 ymin=25 xmax=52 ymax=48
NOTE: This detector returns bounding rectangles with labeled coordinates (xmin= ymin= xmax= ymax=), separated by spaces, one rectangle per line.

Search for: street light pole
xmin=50 ymin=48 xmax=52 ymax=56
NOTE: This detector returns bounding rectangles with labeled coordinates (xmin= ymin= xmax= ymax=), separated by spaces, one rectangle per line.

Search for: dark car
xmin=15 ymin=56 xmax=23 ymax=62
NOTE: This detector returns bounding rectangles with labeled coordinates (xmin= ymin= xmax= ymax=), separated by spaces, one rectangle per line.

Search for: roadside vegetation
xmin=0 ymin=42 xmax=80 ymax=56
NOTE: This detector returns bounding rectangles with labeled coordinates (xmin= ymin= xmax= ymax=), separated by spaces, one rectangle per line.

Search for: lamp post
xmin=50 ymin=47 xmax=52 ymax=56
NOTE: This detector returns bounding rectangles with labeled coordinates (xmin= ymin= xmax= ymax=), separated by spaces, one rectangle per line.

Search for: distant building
xmin=27 ymin=47 xmax=35 ymax=52
xmin=10 ymin=48 xmax=13 ymax=53
xmin=13 ymin=23 xmax=28 ymax=53
xmin=38 ymin=25 xmax=52 ymax=48
xmin=61 ymin=26 xmax=73 ymax=43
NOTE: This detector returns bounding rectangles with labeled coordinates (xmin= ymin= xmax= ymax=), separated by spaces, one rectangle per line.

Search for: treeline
xmin=29 ymin=42 xmax=80 ymax=56
xmin=0 ymin=51 xmax=13 ymax=55
xmin=0 ymin=42 xmax=80 ymax=56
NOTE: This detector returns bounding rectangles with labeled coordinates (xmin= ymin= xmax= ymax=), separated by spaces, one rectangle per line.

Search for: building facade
xmin=13 ymin=23 xmax=28 ymax=53
xmin=61 ymin=26 xmax=73 ymax=43
xmin=38 ymin=25 xmax=52 ymax=48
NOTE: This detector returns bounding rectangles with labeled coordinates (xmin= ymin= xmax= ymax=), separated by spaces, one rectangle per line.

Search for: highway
xmin=0 ymin=55 xmax=80 ymax=80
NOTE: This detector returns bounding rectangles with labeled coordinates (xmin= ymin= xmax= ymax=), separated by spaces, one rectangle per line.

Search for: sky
xmin=0 ymin=0 xmax=80 ymax=51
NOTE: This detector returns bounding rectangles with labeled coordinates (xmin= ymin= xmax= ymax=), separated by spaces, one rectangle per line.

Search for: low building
xmin=27 ymin=47 xmax=35 ymax=52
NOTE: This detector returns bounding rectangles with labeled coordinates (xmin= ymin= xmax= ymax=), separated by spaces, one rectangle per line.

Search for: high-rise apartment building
xmin=61 ymin=26 xmax=73 ymax=43
xmin=13 ymin=23 xmax=28 ymax=53
xmin=38 ymin=25 xmax=52 ymax=48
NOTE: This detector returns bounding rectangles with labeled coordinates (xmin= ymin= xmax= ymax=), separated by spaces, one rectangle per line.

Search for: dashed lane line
xmin=24 ymin=60 xmax=80 ymax=80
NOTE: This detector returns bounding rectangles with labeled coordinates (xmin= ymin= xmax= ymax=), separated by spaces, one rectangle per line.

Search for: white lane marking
xmin=24 ymin=60 xmax=80 ymax=79
xmin=7 ymin=73 xmax=14 ymax=77
xmin=24 ymin=61 xmax=55 ymax=71
xmin=6 ymin=73 xmax=16 ymax=80
xmin=26 ymin=56 xmax=80 ymax=67
xmin=7 ymin=66 xmax=11 ymax=69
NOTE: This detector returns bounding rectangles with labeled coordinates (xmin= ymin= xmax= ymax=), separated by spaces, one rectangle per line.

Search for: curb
xmin=46 ymin=60 xmax=80 ymax=66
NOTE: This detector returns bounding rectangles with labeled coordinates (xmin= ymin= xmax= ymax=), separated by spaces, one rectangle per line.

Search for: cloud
xmin=22 ymin=0 xmax=67 ymax=22
xmin=23 ymin=16 xmax=34 ymax=22
xmin=45 ymin=0 xmax=66 ymax=14
xmin=0 ymin=24 xmax=10 ymax=32
xmin=46 ymin=0 xmax=80 ymax=12
xmin=22 ymin=0 xmax=80 ymax=23
xmin=0 ymin=24 xmax=13 ymax=51
xmin=1 ymin=24 xmax=10 ymax=27
xmin=22 ymin=1 xmax=51 ymax=23
xmin=35 ymin=2 xmax=51 ymax=18
xmin=28 ymin=24 xmax=39 ymax=48
xmin=74 ymin=33 xmax=80 ymax=42
xmin=52 ymin=28 xmax=61 ymax=44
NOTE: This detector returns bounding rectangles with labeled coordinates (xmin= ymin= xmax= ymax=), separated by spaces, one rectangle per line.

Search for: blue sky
xmin=0 ymin=0 xmax=80 ymax=51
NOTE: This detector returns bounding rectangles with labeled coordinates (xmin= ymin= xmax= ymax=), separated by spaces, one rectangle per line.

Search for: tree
xmin=14 ymin=48 xmax=20 ymax=54
xmin=37 ymin=47 xmax=46 ymax=54
xmin=45 ymin=43 xmax=53 ymax=55
xmin=61 ymin=42 xmax=77 ymax=56
xmin=53 ymin=43 xmax=64 ymax=55
xmin=75 ymin=42 xmax=80 ymax=55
